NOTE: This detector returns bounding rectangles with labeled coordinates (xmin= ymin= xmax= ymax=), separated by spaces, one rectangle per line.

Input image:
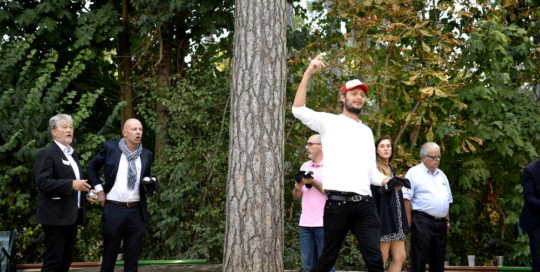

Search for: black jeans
xmin=410 ymin=212 xmax=448 ymax=272
xmin=311 ymin=194 xmax=383 ymax=272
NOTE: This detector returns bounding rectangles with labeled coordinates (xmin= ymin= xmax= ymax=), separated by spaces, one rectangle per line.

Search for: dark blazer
xmin=520 ymin=159 xmax=540 ymax=232
xmin=35 ymin=142 xmax=86 ymax=226
xmin=87 ymin=141 xmax=153 ymax=222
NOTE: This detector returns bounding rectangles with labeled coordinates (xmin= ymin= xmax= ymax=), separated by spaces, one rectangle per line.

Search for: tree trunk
xmin=223 ymin=0 xmax=287 ymax=270
xmin=117 ymin=24 xmax=133 ymax=123
xmin=111 ymin=0 xmax=134 ymax=124
xmin=154 ymin=25 xmax=172 ymax=160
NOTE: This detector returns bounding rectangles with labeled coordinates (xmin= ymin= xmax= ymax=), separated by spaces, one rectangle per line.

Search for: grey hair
xmin=420 ymin=142 xmax=440 ymax=158
xmin=49 ymin=114 xmax=73 ymax=130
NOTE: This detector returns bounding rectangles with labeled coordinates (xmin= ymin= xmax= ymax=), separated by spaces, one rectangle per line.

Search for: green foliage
xmin=0 ymin=32 xmax=118 ymax=264
xmin=74 ymin=4 xmax=123 ymax=49
xmin=443 ymin=16 xmax=540 ymax=266
xmin=2 ymin=0 xmax=237 ymax=265
xmin=283 ymin=0 xmax=539 ymax=269
xmin=0 ymin=0 xmax=129 ymax=265
xmin=136 ymin=62 xmax=230 ymax=263
xmin=131 ymin=0 xmax=234 ymax=40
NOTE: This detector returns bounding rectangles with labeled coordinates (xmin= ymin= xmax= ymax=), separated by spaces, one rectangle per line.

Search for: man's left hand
xmin=97 ymin=191 xmax=106 ymax=207
xmin=86 ymin=189 xmax=98 ymax=203
xmin=381 ymin=176 xmax=411 ymax=192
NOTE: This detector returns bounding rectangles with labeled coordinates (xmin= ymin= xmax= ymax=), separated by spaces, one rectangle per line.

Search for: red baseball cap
xmin=341 ymin=79 xmax=369 ymax=94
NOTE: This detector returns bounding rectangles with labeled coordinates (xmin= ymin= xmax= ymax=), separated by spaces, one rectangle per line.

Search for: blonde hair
xmin=375 ymin=136 xmax=393 ymax=177
xmin=376 ymin=158 xmax=392 ymax=177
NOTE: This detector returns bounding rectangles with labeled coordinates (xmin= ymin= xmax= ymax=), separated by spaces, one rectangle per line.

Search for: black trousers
xmin=410 ymin=212 xmax=448 ymax=272
xmin=311 ymin=195 xmax=383 ymax=272
xmin=100 ymin=204 xmax=146 ymax=272
xmin=41 ymin=223 xmax=78 ymax=272
xmin=528 ymin=225 xmax=540 ymax=271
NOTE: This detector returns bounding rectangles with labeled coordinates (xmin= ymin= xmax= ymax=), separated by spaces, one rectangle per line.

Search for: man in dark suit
xmin=35 ymin=114 xmax=98 ymax=272
xmin=88 ymin=118 xmax=154 ymax=272
xmin=519 ymin=158 xmax=540 ymax=271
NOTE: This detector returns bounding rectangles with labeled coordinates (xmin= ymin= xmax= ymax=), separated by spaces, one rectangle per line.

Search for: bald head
xmin=306 ymin=134 xmax=323 ymax=163
xmin=122 ymin=118 xmax=143 ymax=151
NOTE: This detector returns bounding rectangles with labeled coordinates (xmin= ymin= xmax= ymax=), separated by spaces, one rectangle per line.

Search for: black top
xmin=371 ymin=166 xmax=409 ymax=237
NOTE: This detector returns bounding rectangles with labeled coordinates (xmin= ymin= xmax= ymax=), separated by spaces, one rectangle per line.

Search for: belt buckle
xmin=350 ymin=195 xmax=362 ymax=202
xmin=126 ymin=202 xmax=134 ymax=207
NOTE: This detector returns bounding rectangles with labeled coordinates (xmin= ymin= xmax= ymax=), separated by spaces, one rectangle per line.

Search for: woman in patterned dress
xmin=371 ymin=136 xmax=409 ymax=272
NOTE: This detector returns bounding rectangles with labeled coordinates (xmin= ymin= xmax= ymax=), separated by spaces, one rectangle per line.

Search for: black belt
xmin=327 ymin=192 xmax=371 ymax=202
xmin=106 ymin=200 xmax=140 ymax=207
xmin=413 ymin=210 xmax=447 ymax=221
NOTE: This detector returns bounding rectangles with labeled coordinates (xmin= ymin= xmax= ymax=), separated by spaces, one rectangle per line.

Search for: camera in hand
xmin=294 ymin=170 xmax=314 ymax=188
xmin=141 ymin=176 xmax=160 ymax=197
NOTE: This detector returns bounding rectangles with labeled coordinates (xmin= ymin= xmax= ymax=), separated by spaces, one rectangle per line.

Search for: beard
xmin=344 ymin=100 xmax=362 ymax=115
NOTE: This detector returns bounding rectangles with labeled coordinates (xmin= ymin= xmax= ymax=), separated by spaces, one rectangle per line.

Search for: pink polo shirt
xmin=299 ymin=160 xmax=327 ymax=227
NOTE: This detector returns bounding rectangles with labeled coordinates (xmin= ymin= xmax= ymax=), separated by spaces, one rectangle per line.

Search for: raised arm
xmin=293 ymin=53 xmax=326 ymax=108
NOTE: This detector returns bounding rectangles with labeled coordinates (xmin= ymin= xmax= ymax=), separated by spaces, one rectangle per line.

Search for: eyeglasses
xmin=306 ymin=142 xmax=321 ymax=147
xmin=425 ymin=155 xmax=441 ymax=160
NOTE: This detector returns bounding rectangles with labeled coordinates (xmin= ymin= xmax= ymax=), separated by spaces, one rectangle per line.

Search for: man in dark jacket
xmin=88 ymin=118 xmax=155 ymax=272
xmin=35 ymin=114 xmax=97 ymax=272
xmin=519 ymin=158 xmax=540 ymax=271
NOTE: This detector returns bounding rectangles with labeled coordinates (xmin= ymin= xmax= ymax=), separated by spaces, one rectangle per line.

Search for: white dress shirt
xmin=105 ymin=154 xmax=141 ymax=202
xmin=402 ymin=162 xmax=453 ymax=218
xmin=54 ymin=140 xmax=81 ymax=208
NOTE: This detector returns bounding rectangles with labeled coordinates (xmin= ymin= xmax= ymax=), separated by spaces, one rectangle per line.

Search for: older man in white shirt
xmin=403 ymin=142 xmax=453 ymax=272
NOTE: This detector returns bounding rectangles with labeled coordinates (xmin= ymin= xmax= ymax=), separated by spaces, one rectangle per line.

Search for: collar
xmin=54 ymin=140 xmax=73 ymax=156
xmin=339 ymin=113 xmax=362 ymax=123
xmin=420 ymin=162 xmax=439 ymax=176
xmin=310 ymin=159 xmax=324 ymax=168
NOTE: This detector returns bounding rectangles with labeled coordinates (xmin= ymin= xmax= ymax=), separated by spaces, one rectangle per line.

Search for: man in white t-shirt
xmin=292 ymin=54 xmax=399 ymax=272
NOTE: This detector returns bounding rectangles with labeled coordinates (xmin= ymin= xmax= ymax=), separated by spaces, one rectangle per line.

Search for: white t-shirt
xmin=292 ymin=106 xmax=386 ymax=196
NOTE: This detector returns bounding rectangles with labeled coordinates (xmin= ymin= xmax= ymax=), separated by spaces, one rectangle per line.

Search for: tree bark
xmin=117 ymin=23 xmax=133 ymax=123
xmin=110 ymin=0 xmax=134 ymax=124
xmin=154 ymin=25 xmax=172 ymax=160
xmin=223 ymin=0 xmax=287 ymax=270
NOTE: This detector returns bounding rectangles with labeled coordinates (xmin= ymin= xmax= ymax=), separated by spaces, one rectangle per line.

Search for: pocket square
xmin=62 ymin=159 xmax=70 ymax=165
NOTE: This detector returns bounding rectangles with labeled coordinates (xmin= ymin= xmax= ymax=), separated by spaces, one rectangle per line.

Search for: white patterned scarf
xmin=118 ymin=138 xmax=143 ymax=190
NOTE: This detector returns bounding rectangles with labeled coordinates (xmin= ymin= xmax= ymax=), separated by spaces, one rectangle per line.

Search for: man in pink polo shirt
xmin=292 ymin=134 xmax=334 ymax=272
